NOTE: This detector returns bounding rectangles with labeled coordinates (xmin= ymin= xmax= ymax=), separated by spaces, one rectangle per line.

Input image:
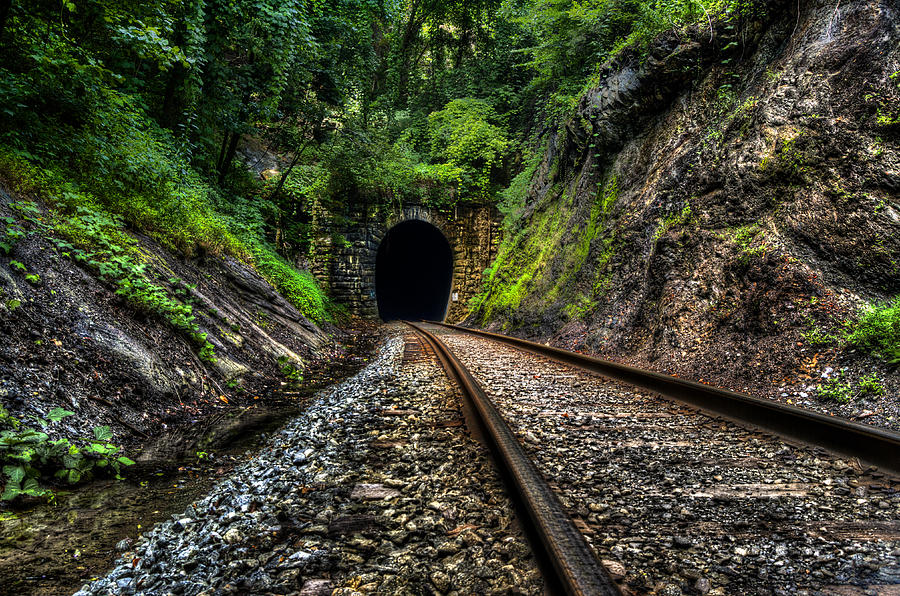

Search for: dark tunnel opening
xmin=376 ymin=220 xmax=453 ymax=322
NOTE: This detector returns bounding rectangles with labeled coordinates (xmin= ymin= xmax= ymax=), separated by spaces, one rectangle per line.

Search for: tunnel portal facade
xmin=310 ymin=204 xmax=499 ymax=323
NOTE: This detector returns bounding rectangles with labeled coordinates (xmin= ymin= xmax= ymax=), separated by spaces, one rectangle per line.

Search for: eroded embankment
xmin=0 ymin=317 xmax=377 ymax=596
xmin=0 ymin=178 xmax=372 ymax=591
xmin=0 ymin=179 xmax=346 ymax=447
xmin=471 ymin=0 xmax=900 ymax=426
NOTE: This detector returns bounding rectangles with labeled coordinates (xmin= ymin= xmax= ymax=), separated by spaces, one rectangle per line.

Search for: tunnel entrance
xmin=376 ymin=220 xmax=453 ymax=321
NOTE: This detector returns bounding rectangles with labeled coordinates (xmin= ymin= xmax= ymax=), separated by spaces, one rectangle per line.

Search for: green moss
xmin=473 ymin=169 xmax=621 ymax=325
xmin=549 ymin=174 xmax=618 ymax=301
xmin=0 ymin=150 xmax=246 ymax=259
xmin=759 ymin=134 xmax=806 ymax=181
xmin=471 ymin=190 xmax=570 ymax=322
xmin=801 ymin=316 xmax=840 ymax=347
xmin=871 ymin=70 xmax=900 ymax=128
xmin=652 ymin=201 xmax=692 ymax=243
xmin=718 ymin=221 xmax=771 ymax=264
xmin=563 ymin=293 xmax=597 ymax=320
xmin=857 ymin=373 xmax=886 ymax=398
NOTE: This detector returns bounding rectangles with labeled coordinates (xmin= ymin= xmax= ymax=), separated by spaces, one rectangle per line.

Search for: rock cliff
xmin=471 ymin=0 xmax=900 ymax=424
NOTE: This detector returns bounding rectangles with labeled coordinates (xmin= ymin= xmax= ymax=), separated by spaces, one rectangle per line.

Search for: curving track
xmin=410 ymin=321 xmax=900 ymax=595
xmin=407 ymin=321 xmax=621 ymax=596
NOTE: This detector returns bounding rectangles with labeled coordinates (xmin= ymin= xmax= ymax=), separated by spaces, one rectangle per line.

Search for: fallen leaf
xmin=447 ymin=523 xmax=478 ymax=536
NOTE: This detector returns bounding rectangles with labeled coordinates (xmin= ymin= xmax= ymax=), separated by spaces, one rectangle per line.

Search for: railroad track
xmin=407 ymin=321 xmax=900 ymax=595
xmin=407 ymin=321 xmax=621 ymax=596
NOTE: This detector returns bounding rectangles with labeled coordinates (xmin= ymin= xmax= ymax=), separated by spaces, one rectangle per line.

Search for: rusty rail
xmin=428 ymin=321 xmax=900 ymax=477
xmin=405 ymin=321 xmax=622 ymax=596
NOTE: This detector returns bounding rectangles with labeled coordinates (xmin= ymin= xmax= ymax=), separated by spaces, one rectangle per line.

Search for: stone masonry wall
xmin=310 ymin=203 xmax=499 ymax=322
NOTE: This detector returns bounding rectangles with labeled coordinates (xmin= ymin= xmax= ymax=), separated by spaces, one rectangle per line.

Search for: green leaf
xmin=46 ymin=408 xmax=75 ymax=423
xmin=1 ymin=485 xmax=22 ymax=501
xmin=117 ymin=456 xmax=135 ymax=466
xmin=92 ymin=426 xmax=112 ymax=441
xmin=85 ymin=442 xmax=114 ymax=455
xmin=2 ymin=465 xmax=24 ymax=484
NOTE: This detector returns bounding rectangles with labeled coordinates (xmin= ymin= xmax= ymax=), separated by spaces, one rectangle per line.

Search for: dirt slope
xmin=0 ymin=181 xmax=341 ymax=450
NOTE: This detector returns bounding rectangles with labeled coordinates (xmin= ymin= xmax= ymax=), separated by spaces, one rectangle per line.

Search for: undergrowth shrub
xmin=0 ymin=148 xmax=245 ymax=260
xmin=0 ymin=405 xmax=134 ymax=502
xmin=847 ymin=296 xmax=900 ymax=364
xmin=56 ymin=205 xmax=216 ymax=358
xmin=0 ymin=148 xmax=331 ymax=327
xmin=247 ymin=240 xmax=330 ymax=323
xmin=817 ymin=371 xmax=885 ymax=403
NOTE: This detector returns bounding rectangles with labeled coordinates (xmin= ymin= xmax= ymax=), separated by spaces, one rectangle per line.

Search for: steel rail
xmin=428 ymin=321 xmax=900 ymax=477
xmin=405 ymin=321 xmax=622 ymax=596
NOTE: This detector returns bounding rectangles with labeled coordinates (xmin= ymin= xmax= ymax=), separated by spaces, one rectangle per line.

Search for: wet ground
xmin=0 ymin=325 xmax=381 ymax=596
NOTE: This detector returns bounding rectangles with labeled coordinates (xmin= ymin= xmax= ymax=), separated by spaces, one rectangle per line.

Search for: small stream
xmin=0 ymin=330 xmax=379 ymax=595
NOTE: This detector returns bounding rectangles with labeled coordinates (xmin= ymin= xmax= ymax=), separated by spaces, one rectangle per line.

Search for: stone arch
xmin=371 ymin=205 xmax=451 ymax=247
xmin=310 ymin=202 xmax=499 ymax=323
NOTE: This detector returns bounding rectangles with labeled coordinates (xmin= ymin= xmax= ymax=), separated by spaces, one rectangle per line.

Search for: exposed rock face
xmin=311 ymin=203 xmax=499 ymax=322
xmin=470 ymin=0 xmax=899 ymax=409
xmin=0 ymin=186 xmax=335 ymax=443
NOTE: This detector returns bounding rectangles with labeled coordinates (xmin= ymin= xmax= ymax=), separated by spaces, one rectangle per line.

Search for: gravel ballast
xmin=434 ymin=326 xmax=900 ymax=595
xmin=76 ymin=329 xmax=541 ymax=595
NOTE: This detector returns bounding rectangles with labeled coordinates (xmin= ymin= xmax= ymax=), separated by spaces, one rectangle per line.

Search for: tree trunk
xmin=217 ymin=132 xmax=240 ymax=185
xmin=396 ymin=0 xmax=423 ymax=104
xmin=269 ymin=142 xmax=307 ymax=201
xmin=0 ymin=0 xmax=13 ymax=42
xmin=159 ymin=18 xmax=187 ymax=129
xmin=216 ymin=131 xmax=231 ymax=173
xmin=454 ymin=29 xmax=470 ymax=69
xmin=160 ymin=65 xmax=186 ymax=130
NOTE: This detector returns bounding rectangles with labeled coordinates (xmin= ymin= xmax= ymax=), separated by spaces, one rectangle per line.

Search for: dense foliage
xmin=0 ymin=0 xmax=349 ymax=326
xmin=0 ymin=0 xmax=758 ymax=262
xmin=16 ymin=0 xmax=893 ymax=365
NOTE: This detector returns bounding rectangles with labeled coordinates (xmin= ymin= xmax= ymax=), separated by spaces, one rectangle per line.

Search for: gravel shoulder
xmin=76 ymin=329 xmax=541 ymax=595
xmin=436 ymin=328 xmax=900 ymax=596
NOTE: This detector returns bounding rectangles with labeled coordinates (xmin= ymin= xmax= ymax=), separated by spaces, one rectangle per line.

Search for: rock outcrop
xmin=0 ymin=184 xmax=337 ymax=445
xmin=470 ymin=0 xmax=900 ymax=422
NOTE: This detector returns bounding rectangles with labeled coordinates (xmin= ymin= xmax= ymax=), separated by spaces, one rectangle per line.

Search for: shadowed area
xmin=376 ymin=220 xmax=453 ymax=321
